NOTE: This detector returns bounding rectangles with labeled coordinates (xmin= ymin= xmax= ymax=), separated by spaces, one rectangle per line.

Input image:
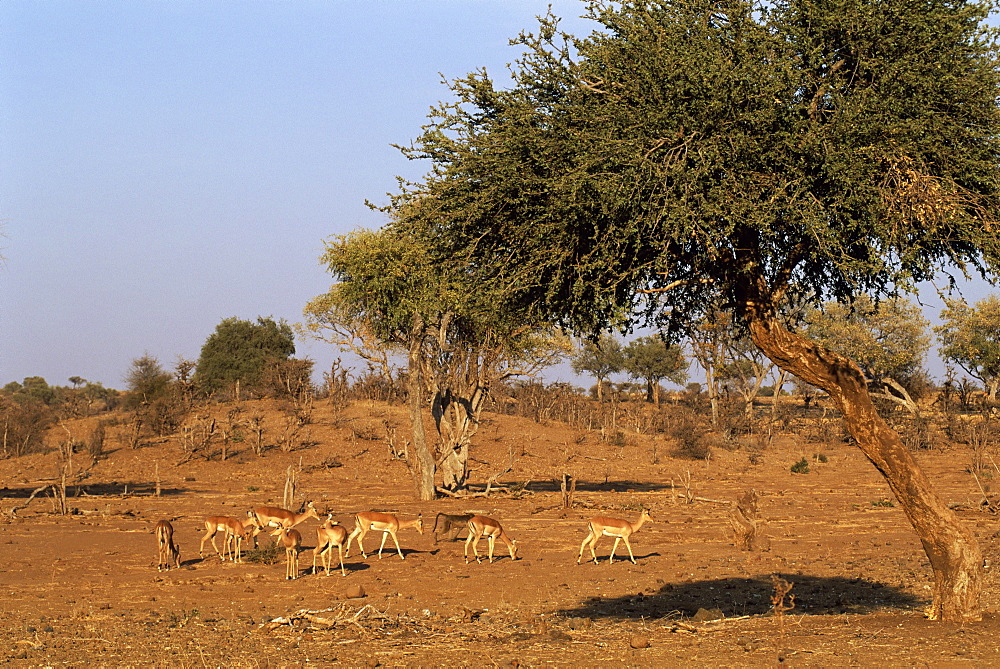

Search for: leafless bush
xmin=0 ymin=397 xmax=54 ymax=457
xmin=729 ymin=488 xmax=769 ymax=551
xmin=248 ymin=413 xmax=267 ymax=456
xmin=87 ymin=421 xmax=108 ymax=461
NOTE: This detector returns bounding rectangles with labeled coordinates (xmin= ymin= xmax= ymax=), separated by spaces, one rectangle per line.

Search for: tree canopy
xmin=194 ymin=317 xmax=296 ymax=395
xmin=804 ymin=295 xmax=930 ymax=387
xmin=936 ymin=293 xmax=1000 ymax=400
xmin=389 ymin=0 xmax=1000 ymax=621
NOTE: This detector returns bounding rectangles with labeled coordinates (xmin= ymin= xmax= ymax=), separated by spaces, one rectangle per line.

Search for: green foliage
xmin=124 ymin=355 xmax=173 ymax=407
xmin=803 ymin=295 xmax=931 ymax=386
xmin=622 ymin=335 xmax=687 ymax=402
xmin=936 ymin=294 xmax=1000 ymax=399
xmin=871 ymin=498 xmax=896 ymax=508
xmin=394 ymin=0 xmax=1000 ymax=341
xmin=571 ymin=334 xmax=624 ymax=400
xmin=790 ymin=458 xmax=810 ymax=474
xmin=194 ymin=317 xmax=296 ymax=395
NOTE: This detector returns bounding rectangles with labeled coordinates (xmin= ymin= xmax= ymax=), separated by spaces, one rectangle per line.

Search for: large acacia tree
xmin=395 ymin=0 xmax=1000 ymax=620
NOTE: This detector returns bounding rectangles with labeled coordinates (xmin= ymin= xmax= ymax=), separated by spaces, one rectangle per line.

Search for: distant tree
xmin=68 ymin=376 xmax=85 ymax=389
xmin=804 ymin=295 xmax=931 ymax=414
xmin=936 ymin=295 xmax=1000 ymax=401
xmin=571 ymin=335 xmax=624 ymax=402
xmin=124 ymin=355 xmax=173 ymax=408
xmin=621 ymin=336 xmax=686 ymax=404
xmin=194 ymin=316 xmax=296 ymax=396
xmin=308 ymin=226 xmax=567 ymax=499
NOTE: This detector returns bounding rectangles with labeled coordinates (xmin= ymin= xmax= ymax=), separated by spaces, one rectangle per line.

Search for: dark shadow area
xmin=0 ymin=482 xmax=188 ymax=499
xmin=521 ymin=479 xmax=674 ymax=494
xmin=558 ymin=574 xmax=925 ymax=620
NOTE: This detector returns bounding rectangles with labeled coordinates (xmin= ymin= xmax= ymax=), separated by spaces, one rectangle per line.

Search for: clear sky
xmin=1 ymin=1 xmax=996 ymax=392
xmin=0 ymin=0 xmax=592 ymax=390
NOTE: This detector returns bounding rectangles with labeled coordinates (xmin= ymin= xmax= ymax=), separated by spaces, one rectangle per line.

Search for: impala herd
xmin=155 ymin=501 xmax=654 ymax=579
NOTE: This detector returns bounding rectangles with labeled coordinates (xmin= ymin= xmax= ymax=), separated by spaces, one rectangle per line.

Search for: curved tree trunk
xmin=744 ymin=308 xmax=982 ymax=621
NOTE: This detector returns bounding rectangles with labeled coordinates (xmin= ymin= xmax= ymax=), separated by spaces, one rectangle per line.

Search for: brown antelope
xmin=346 ymin=511 xmax=423 ymax=560
xmin=578 ymin=509 xmax=653 ymax=565
xmin=154 ymin=519 xmax=181 ymax=571
xmin=272 ymin=526 xmax=303 ymax=580
xmin=432 ymin=512 xmax=473 ymax=543
xmin=312 ymin=515 xmax=349 ymax=577
xmin=199 ymin=516 xmax=258 ymax=563
xmin=464 ymin=515 xmax=519 ymax=564
xmin=250 ymin=501 xmax=321 ymax=540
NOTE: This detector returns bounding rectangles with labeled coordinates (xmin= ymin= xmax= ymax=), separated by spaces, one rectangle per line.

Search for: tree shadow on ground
xmin=558 ymin=573 xmax=925 ymax=620
xmin=0 ymin=482 xmax=188 ymax=498
xmin=523 ymin=479 xmax=674 ymax=494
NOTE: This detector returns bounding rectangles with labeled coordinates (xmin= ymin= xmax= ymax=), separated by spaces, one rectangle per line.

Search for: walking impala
xmin=272 ymin=526 xmax=303 ymax=580
xmin=578 ymin=509 xmax=653 ymax=565
xmin=312 ymin=515 xmax=349 ymax=577
xmin=346 ymin=511 xmax=423 ymax=560
xmin=464 ymin=515 xmax=519 ymax=564
xmin=199 ymin=515 xmax=258 ymax=563
xmin=154 ymin=519 xmax=181 ymax=571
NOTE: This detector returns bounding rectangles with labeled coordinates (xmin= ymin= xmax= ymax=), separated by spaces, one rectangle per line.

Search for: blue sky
xmin=1 ymin=1 xmax=996 ymax=391
xmin=0 ymin=1 xmax=591 ymax=389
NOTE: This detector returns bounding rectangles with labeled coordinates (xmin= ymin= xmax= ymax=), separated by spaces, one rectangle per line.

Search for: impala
xmin=250 ymin=501 xmax=321 ymax=535
xmin=199 ymin=515 xmax=258 ymax=563
xmin=312 ymin=515 xmax=349 ymax=577
xmin=432 ymin=512 xmax=473 ymax=544
xmin=464 ymin=515 xmax=519 ymax=564
xmin=154 ymin=519 xmax=180 ymax=571
xmin=272 ymin=526 xmax=303 ymax=580
xmin=578 ymin=509 xmax=653 ymax=565
xmin=346 ymin=511 xmax=423 ymax=560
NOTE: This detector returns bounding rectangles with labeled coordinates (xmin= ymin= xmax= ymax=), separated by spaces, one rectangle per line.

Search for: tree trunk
xmin=407 ymin=317 xmax=436 ymax=501
xmin=744 ymin=309 xmax=983 ymax=621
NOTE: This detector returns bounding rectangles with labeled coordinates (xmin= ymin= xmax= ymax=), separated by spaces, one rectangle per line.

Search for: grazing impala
xmin=250 ymin=501 xmax=321 ymax=536
xmin=464 ymin=515 xmax=519 ymax=564
xmin=199 ymin=515 xmax=258 ymax=563
xmin=272 ymin=526 xmax=303 ymax=580
xmin=154 ymin=519 xmax=180 ymax=571
xmin=346 ymin=511 xmax=423 ymax=560
xmin=312 ymin=515 xmax=349 ymax=577
xmin=578 ymin=509 xmax=653 ymax=565
xmin=432 ymin=512 xmax=474 ymax=543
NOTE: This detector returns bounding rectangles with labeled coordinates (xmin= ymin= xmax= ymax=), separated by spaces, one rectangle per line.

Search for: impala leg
xmin=488 ymin=536 xmax=496 ymax=563
xmin=609 ymin=537 xmax=621 ymax=564
xmin=578 ymin=533 xmax=594 ymax=564
xmin=464 ymin=531 xmax=475 ymax=563
xmin=377 ymin=531 xmax=390 ymax=559
xmin=624 ymin=537 xmax=636 ymax=564
xmin=338 ymin=544 xmax=346 ymax=577
xmin=390 ymin=530 xmax=405 ymax=560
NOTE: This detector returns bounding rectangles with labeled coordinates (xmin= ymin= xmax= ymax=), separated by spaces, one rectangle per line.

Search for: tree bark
xmin=407 ymin=315 xmax=436 ymax=501
xmin=744 ymin=308 xmax=983 ymax=621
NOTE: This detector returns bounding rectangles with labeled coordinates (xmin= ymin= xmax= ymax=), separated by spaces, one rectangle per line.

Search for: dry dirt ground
xmin=2 ymin=399 xmax=1000 ymax=667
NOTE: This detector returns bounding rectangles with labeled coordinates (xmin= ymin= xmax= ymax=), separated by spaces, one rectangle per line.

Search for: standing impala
xmin=578 ymin=509 xmax=653 ymax=565
xmin=272 ymin=526 xmax=303 ymax=580
xmin=154 ymin=519 xmax=181 ymax=571
xmin=464 ymin=515 xmax=519 ymax=564
xmin=312 ymin=515 xmax=349 ymax=577
xmin=250 ymin=501 xmax=321 ymax=536
xmin=346 ymin=511 xmax=423 ymax=560
xmin=199 ymin=515 xmax=258 ymax=563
